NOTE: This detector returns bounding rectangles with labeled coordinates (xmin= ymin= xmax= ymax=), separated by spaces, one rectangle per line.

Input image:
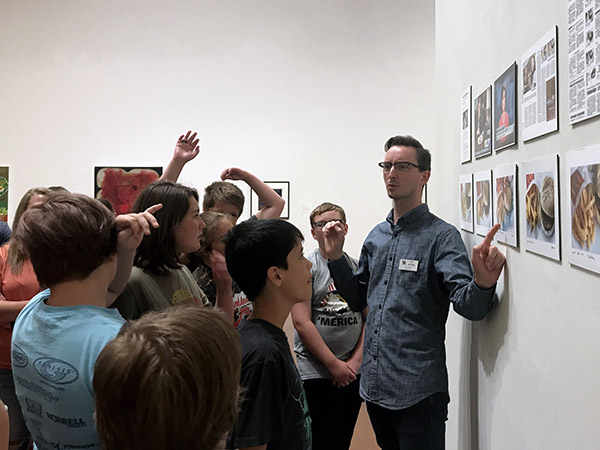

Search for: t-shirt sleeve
xmin=229 ymin=353 xmax=285 ymax=448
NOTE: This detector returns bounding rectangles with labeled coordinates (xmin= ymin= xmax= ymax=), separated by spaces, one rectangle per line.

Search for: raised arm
xmin=106 ymin=204 xmax=162 ymax=306
xmin=291 ymin=299 xmax=356 ymax=387
xmin=160 ymin=131 xmax=200 ymax=182
xmin=208 ymin=250 xmax=235 ymax=323
xmin=323 ymin=222 xmax=368 ymax=311
xmin=437 ymin=224 xmax=505 ymax=320
xmin=221 ymin=168 xmax=285 ymax=219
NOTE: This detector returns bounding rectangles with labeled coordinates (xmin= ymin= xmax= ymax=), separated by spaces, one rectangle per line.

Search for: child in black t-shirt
xmin=225 ymin=219 xmax=312 ymax=450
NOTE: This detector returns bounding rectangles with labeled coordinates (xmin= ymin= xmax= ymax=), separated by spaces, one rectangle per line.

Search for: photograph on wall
xmin=569 ymin=0 xmax=600 ymax=124
xmin=460 ymin=87 xmax=472 ymax=163
xmin=251 ymin=181 xmax=290 ymax=219
xmin=95 ymin=166 xmax=162 ymax=215
xmin=474 ymin=87 xmax=492 ymax=159
xmin=493 ymin=63 xmax=517 ymax=151
xmin=474 ymin=170 xmax=492 ymax=236
xmin=522 ymin=155 xmax=560 ymax=261
xmin=0 ymin=167 xmax=8 ymax=223
xmin=521 ymin=27 xmax=558 ymax=141
xmin=493 ymin=164 xmax=518 ymax=247
xmin=567 ymin=145 xmax=600 ymax=274
xmin=459 ymin=173 xmax=474 ymax=232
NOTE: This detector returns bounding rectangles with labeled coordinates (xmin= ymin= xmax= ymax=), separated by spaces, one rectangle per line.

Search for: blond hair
xmin=309 ymin=202 xmax=347 ymax=225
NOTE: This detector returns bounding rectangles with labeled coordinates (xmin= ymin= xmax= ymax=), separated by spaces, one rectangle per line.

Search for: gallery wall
xmin=0 ymin=0 xmax=435 ymax=260
xmin=435 ymin=0 xmax=600 ymax=449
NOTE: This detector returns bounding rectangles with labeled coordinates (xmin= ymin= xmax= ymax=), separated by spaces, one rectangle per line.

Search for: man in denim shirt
xmin=323 ymin=135 xmax=506 ymax=450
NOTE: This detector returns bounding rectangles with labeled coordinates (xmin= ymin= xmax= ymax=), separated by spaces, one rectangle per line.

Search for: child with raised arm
xmin=292 ymin=202 xmax=367 ymax=450
xmin=162 ymin=130 xmax=285 ymax=222
xmin=225 ymin=219 xmax=312 ymax=450
xmin=10 ymin=192 xmax=159 ymax=450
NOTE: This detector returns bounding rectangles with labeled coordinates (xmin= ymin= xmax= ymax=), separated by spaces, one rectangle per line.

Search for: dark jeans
xmin=304 ymin=376 xmax=363 ymax=450
xmin=366 ymin=392 xmax=449 ymax=450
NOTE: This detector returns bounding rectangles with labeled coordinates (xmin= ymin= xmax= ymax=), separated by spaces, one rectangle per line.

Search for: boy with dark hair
xmin=292 ymin=202 xmax=366 ymax=450
xmin=11 ymin=192 xmax=160 ymax=450
xmin=224 ymin=219 xmax=312 ymax=450
xmin=93 ymin=305 xmax=241 ymax=450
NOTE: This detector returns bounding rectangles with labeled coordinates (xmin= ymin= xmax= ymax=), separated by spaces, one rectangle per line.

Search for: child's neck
xmin=46 ymin=279 xmax=108 ymax=308
xmin=250 ymin=295 xmax=293 ymax=330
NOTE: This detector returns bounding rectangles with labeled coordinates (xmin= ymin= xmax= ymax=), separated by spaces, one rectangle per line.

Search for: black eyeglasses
xmin=378 ymin=161 xmax=424 ymax=172
xmin=311 ymin=219 xmax=345 ymax=230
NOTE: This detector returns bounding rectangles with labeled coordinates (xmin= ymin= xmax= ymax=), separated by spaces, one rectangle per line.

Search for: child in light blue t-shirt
xmin=10 ymin=192 xmax=160 ymax=450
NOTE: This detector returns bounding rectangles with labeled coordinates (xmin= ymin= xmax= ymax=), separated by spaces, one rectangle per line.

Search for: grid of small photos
xmin=459 ymin=22 xmax=600 ymax=275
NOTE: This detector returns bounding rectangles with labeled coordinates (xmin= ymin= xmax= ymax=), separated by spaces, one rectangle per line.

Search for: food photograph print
xmin=474 ymin=170 xmax=492 ymax=236
xmin=493 ymin=164 xmax=518 ymax=247
xmin=567 ymin=145 xmax=600 ymax=274
xmin=522 ymin=155 xmax=560 ymax=261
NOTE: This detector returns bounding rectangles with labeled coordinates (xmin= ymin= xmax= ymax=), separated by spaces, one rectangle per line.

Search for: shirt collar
xmin=386 ymin=203 xmax=430 ymax=227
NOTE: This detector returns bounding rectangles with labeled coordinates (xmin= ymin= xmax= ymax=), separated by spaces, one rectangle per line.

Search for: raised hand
xmin=115 ymin=204 xmax=162 ymax=250
xmin=174 ymin=131 xmax=200 ymax=163
xmin=472 ymin=224 xmax=506 ymax=289
xmin=322 ymin=221 xmax=346 ymax=261
xmin=220 ymin=167 xmax=249 ymax=181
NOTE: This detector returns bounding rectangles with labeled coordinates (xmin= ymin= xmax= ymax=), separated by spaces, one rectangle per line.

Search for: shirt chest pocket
xmin=394 ymin=256 xmax=423 ymax=290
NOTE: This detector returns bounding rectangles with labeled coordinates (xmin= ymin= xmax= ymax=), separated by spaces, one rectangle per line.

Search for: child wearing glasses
xmin=291 ymin=202 xmax=367 ymax=450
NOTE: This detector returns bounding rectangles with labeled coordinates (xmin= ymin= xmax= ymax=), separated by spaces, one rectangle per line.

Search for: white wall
xmin=0 ymin=0 xmax=435 ymax=260
xmin=436 ymin=1 xmax=600 ymax=449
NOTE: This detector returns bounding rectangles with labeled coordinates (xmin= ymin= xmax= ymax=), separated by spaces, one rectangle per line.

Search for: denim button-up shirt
xmin=328 ymin=204 xmax=496 ymax=409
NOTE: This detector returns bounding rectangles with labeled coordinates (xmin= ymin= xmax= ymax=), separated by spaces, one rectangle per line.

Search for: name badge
xmin=399 ymin=259 xmax=419 ymax=272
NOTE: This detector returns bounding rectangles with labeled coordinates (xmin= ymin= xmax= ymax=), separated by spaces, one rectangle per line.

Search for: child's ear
xmin=266 ymin=266 xmax=283 ymax=288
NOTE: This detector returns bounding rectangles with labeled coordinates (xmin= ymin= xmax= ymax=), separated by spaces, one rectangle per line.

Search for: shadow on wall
xmin=458 ymin=260 xmax=511 ymax=450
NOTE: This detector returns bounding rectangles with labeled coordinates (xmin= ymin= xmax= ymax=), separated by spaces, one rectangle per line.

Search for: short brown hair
xmin=93 ymin=305 xmax=241 ymax=450
xmin=384 ymin=135 xmax=431 ymax=171
xmin=7 ymin=187 xmax=51 ymax=273
xmin=198 ymin=211 xmax=229 ymax=257
xmin=202 ymin=181 xmax=244 ymax=216
xmin=13 ymin=192 xmax=117 ymax=287
xmin=309 ymin=202 xmax=347 ymax=226
xmin=132 ymin=180 xmax=199 ymax=275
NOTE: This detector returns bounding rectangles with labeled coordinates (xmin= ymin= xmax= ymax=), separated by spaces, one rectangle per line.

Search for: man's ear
xmin=421 ymin=170 xmax=431 ymax=185
xmin=266 ymin=266 xmax=283 ymax=288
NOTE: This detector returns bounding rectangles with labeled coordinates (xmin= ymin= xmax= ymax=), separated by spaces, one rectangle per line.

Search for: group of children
xmin=0 ymin=131 xmax=365 ymax=450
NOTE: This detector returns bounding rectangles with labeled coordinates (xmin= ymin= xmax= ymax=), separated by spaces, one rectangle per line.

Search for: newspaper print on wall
xmin=460 ymin=87 xmax=472 ymax=163
xmin=522 ymin=27 xmax=558 ymax=141
xmin=568 ymin=1 xmax=600 ymax=124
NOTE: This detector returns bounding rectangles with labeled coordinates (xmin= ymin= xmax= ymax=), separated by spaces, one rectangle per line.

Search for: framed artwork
xmin=460 ymin=87 xmax=472 ymax=163
xmin=251 ymin=181 xmax=290 ymax=219
xmin=474 ymin=170 xmax=492 ymax=236
xmin=0 ymin=167 xmax=8 ymax=223
xmin=493 ymin=62 xmax=517 ymax=151
xmin=522 ymin=155 xmax=560 ymax=261
xmin=521 ymin=27 xmax=558 ymax=141
xmin=459 ymin=173 xmax=474 ymax=232
xmin=567 ymin=145 xmax=600 ymax=274
xmin=493 ymin=164 xmax=518 ymax=247
xmin=474 ymin=86 xmax=492 ymax=159
xmin=95 ymin=166 xmax=162 ymax=215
